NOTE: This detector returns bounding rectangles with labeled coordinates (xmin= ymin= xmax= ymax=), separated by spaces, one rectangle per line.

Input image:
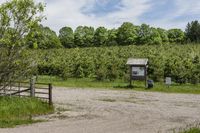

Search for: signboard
xmin=165 ymin=77 xmax=171 ymax=85
xmin=132 ymin=67 xmax=145 ymax=77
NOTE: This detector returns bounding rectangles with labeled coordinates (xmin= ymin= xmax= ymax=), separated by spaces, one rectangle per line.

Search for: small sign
xmin=165 ymin=77 xmax=171 ymax=85
xmin=132 ymin=67 xmax=145 ymax=76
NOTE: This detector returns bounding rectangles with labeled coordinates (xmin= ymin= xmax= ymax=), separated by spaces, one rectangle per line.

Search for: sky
xmin=1 ymin=0 xmax=200 ymax=32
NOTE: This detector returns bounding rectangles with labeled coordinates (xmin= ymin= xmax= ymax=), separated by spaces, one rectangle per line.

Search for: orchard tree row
xmin=27 ymin=21 xmax=200 ymax=49
xmin=36 ymin=44 xmax=200 ymax=84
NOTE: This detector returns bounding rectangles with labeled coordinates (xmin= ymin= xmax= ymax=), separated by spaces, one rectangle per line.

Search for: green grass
xmin=37 ymin=75 xmax=128 ymax=88
xmin=180 ymin=128 xmax=200 ymax=133
xmin=0 ymin=97 xmax=54 ymax=128
xmin=37 ymin=75 xmax=200 ymax=94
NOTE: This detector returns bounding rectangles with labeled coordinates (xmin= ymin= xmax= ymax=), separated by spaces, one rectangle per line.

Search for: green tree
xmin=28 ymin=25 xmax=62 ymax=49
xmin=149 ymin=28 xmax=162 ymax=45
xmin=94 ymin=27 xmax=108 ymax=46
xmin=74 ymin=26 xmax=94 ymax=47
xmin=59 ymin=26 xmax=74 ymax=48
xmin=137 ymin=24 xmax=162 ymax=45
xmin=117 ymin=22 xmax=138 ymax=45
xmin=0 ymin=0 xmax=44 ymax=88
xmin=185 ymin=20 xmax=200 ymax=43
xmin=137 ymin=24 xmax=151 ymax=44
xmin=157 ymin=28 xmax=169 ymax=44
xmin=168 ymin=29 xmax=185 ymax=44
xmin=107 ymin=29 xmax=118 ymax=46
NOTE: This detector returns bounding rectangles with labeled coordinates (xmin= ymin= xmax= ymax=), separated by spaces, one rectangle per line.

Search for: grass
xmin=37 ymin=75 xmax=128 ymax=88
xmin=180 ymin=128 xmax=200 ymax=133
xmin=37 ymin=75 xmax=200 ymax=94
xmin=0 ymin=96 xmax=54 ymax=128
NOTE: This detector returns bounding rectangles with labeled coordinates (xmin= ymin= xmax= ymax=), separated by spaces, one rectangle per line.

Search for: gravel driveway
xmin=1 ymin=87 xmax=200 ymax=133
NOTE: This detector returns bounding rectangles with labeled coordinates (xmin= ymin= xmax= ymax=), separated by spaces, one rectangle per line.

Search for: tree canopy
xmin=168 ymin=29 xmax=185 ymax=44
xmin=185 ymin=20 xmax=200 ymax=43
xmin=55 ymin=20 xmax=200 ymax=48
xmin=0 ymin=0 xmax=44 ymax=85
xmin=59 ymin=26 xmax=74 ymax=48
xmin=117 ymin=22 xmax=138 ymax=45
xmin=74 ymin=26 xmax=94 ymax=47
xmin=28 ymin=25 xmax=62 ymax=49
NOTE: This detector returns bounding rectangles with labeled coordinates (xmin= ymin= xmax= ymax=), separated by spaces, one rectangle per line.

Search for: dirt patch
xmin=1 ymin=87 xmax=200 ymax=133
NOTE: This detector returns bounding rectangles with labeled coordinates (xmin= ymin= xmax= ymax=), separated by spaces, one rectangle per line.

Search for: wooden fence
xmin=0 ymin=81 xmax=53 ymax=105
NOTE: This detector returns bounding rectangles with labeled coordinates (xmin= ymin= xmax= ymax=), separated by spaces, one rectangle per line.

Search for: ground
xmin=0 ymin=87 xmax=200 ymax=133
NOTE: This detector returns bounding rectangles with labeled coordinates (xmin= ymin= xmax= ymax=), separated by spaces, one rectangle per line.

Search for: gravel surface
xmin=1 ymin=87 xmax=200 ymax=133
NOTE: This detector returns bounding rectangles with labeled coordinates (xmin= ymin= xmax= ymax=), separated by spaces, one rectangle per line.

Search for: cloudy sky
xmin=1 ymin=0 xmax=200 ymax=32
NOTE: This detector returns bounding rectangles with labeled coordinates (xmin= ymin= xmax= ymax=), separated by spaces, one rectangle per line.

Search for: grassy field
xmin=37 ymin=75 xmax=200 ymax=94
xmin=0 ymin=97 xmax=54 ymax=128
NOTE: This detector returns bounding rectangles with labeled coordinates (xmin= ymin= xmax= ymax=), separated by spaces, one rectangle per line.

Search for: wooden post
xmin=18 ymin=82 xmax=21 ymax=97
xmin=129 ymin=66 xmax=132 ymax=87
xmin=48 ymin=84 xmax=53 ymax=105
xmin=145 ymin=66 xmax=147 ymax=88
xmin=30 ymin=78 xmax=35 ymax=97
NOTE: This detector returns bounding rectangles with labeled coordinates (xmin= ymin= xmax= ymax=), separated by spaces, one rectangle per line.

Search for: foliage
xmin=107 ymin=29 xmax=118 ymax=46
xmin=117 ymin=22 xmax=138 ymax=45
xmin=28 ymin=20 xmax=200 ymax=49
xmin=28 ymin=25 xmax=62 ymax=49
xmin=0 ymin=97 xmax=53 ymax=128
xmin=137 ymin=24 xmax=162 ymax=45
xmin=185 ymin=20 xmax=200 ymax=43
xmin=168 ymin=29 xmax=185 ymax=44
xmin=0 ymin=0 xmax=44 ymax=87
xmin=59 ymin=26 xmax=74 ymax=48
xmin=94 ymin=27 xmax=108 ymax=46
xmin=157 ymin=28 xmax=169 ymax=44
xmin=74 ymin=26 xmax=94 ymax=47
xmin=35 ymin=44 xmax=200 ymax=83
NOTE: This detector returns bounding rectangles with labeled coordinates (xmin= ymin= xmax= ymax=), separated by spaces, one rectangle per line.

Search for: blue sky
xmin=1 ymin=0 xmax=200 ymax=32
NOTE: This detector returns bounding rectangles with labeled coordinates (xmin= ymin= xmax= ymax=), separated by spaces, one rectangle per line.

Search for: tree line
xmin=27 ymin=21 xmax=200 ymax=49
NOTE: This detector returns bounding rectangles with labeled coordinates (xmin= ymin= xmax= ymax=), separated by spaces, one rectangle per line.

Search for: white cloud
xmin=40 ymin=0 xmax=151 ymax=33
xmin=175 ymin=0 xmax=200 ymax=16
xmin=149 ymin=0 xmax=200 ymax=30
xmin=0 ymin=0 xmax=200 ymax=32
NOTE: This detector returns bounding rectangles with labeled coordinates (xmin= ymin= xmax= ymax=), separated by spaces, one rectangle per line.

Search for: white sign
xmin=132 ymin=67 xmax=145 ymax=76
xmin=165 ymin=77 xmax=171 ymax=85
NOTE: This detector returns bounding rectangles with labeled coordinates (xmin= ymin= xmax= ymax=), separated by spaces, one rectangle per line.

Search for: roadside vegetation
xmin=0 ymin=97 xmax=54 ymax=128
xmin=0 ymin=0 xmax=55 ymax=128
xmin=179 ymin=124 xmax=200 ymax=133
xmin=181 ymin=128 xmax=200 ymax=133
xmin=38 ymin=76 xmax=200 ymax=94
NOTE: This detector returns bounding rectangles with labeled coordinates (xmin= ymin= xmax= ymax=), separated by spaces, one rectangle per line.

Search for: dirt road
xmin=1 ymin=87 xmax=200 ymax=133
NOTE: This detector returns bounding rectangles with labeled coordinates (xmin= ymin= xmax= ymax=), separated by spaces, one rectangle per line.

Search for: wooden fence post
xmin=18 ymin=82 xmax=21 ymax=97
xmin=30 ymin=77 xmax=35 ymax=97
xmin=48 ymin=84 xmax=53 ymax=105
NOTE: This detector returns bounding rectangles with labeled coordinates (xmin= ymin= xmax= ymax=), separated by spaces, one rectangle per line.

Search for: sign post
xmin=165 ymin=77 xmax=171 ymax=87
xmin=126 ymin=58 xmax=148 ymax=88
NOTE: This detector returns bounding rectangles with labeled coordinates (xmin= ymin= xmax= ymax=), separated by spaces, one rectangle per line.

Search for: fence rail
xmin=0 ymin=81 xmax=53 ymax=105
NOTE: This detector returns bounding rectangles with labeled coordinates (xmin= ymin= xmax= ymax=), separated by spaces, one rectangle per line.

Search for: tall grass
xmin=0 ymin=97 xmax=54 ymax=128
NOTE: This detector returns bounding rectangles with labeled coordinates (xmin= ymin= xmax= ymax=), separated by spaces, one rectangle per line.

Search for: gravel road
xmin=1 ymin=87 xmax=200 ymax=133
